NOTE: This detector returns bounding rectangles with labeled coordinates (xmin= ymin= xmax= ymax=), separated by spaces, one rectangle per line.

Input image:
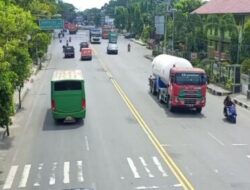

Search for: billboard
xmin=154 ymin=16 xmax=165 ymax=35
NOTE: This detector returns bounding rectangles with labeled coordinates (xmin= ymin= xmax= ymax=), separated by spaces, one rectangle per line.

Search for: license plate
xmin=65 ymin=116 xmax=73 ymax=121
xmin=186 ymin=104 xmax=194 ymax=107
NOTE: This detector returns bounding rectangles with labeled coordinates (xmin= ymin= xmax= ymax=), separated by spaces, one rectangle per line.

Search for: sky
xmin=62 ymin=0 xmax=110 ymax=11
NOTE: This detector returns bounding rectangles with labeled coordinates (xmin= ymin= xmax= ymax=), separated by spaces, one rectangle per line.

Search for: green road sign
xmin=39 ymin=19 xmax=64 ymax=30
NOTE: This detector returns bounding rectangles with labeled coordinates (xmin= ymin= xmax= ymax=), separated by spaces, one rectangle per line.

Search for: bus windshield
xmin=175 ymin=73 xmax=206 ymax=85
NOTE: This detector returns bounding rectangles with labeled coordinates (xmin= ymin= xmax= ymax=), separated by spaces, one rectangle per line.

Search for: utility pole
xmin=163 ymin=0 xmax=171 ymax=53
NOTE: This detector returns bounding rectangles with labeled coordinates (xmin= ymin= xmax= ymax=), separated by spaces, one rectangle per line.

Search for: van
xmin=81 ymin=48 xmax=92 ymax=60
xmin=51 ymin=70 xmax=86 ymax=122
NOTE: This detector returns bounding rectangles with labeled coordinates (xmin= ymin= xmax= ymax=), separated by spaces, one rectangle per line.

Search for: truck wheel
xmin=196 ymin=107 xmax=202 ymax=113
xmin=158 ymin=92 xmax=163 ymax=103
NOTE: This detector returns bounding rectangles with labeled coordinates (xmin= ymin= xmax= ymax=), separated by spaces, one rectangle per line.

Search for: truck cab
xmin=89 ymin=29 xmax=101 ymax=44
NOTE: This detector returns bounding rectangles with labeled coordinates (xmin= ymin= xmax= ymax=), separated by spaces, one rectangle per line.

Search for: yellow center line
xmin=92 ymin=46 xmax=195 ymax=190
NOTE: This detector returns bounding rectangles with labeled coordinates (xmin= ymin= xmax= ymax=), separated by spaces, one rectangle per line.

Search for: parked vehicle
xmin=89 ymin=28 xmax=101 ymax=44
xmin=149 ymin=54 xmax=207 ymax=113
xmin=107 ymin=43 xmax=118 ymax=54
xmin=81 ymin=48 xmax=92 ymax=60
xmin=51 ymin=70 xmax=86 ymax=123
xmin=124 ymin=32 xmax=135 ymax=39
xmin=64 ymin=46 xmax=75 ymax=58
xmin=224 ymin=104 xmax=237 ymax=123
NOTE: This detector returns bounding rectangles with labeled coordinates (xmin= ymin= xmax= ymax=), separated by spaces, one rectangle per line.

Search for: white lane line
xmin=139 ymin=157 xmax=154 ymax=178
xmin=3 ymin=165 xmax=18 ymax=189
xmin=77 ymin=161 xmax=84 ymax=182
xmin=18 ymin=164 xmax=31 ymax=188
xmin=85 ymin=136 xmax=90 ymax=151
xmin=232 ymin=144 xmax=248 ymax=146
xmin=127 ymin=157 xmax=140 ymax=178
xmin=49 ymin=162 xmax=57 ymax=185
xmin=63 ymin=162 xmax=70 ymax=184
xmin=152 ymin=157 xmax=168 ymax=177
xmin=135 ymin=186 xmax=159 ymax=189
xmin=214 ymin=169 xmax=219 ymax=174
xmin=208 ymin=132 xmax=225 ymax=146
xmin=247 ymin=155 xmax=250 ymax=158
xmin=34 ymin=163 xmax=43 ymax=186
xmin=173 ymin=184 xmax=182 ymax=187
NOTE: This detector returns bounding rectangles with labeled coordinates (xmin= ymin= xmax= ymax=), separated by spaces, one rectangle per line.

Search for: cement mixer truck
xmin=149 ymin=54 xmax=207 ymax=113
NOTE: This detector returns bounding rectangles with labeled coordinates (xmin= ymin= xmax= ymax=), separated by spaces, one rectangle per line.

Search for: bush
xmin=241 ymin=58 xmax=250 ymax=74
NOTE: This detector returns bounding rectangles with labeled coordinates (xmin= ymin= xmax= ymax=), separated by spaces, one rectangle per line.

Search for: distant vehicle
xmin=149 ymin=54 xmax=207 ymax=113
xmin=124 ymin=32 xmax=136 ymax=39
xmin=109 ymin=32 xmax=118 ymax=44
xmin=107 ymin=43 xmax=118 ymax=54
xmin=51 ymin=70 xmax=86 ymax=123
xmin=102 ymin=25 xmax=112 ymax=39
xmin=89 ymin=28 xmax=101 ymax=44
xmin=68 ymin=23 xmax=78 ymax=34
xmin=79 ymin=42 xmax=89 ymax=51
xmin=64 ymin=46 xmax=75 ymax=58
xmin=81 ymin=48 xmax=92 ymax=60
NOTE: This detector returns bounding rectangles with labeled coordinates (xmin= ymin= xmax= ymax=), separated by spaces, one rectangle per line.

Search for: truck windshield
xmin=175 ymin=73 xmax=206 ymax=85
xmin=91 ymin=33 xmax=100 ymax=37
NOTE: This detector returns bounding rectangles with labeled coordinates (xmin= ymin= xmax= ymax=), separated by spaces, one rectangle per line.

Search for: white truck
xmin=149 ymin=54 xmax=207 ymax=112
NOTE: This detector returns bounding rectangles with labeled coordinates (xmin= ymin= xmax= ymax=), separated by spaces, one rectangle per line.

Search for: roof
xmin=192 ymin=0 xmax=250 ymax=15
xmin=52 ymin=70 xmax=84 ymax=82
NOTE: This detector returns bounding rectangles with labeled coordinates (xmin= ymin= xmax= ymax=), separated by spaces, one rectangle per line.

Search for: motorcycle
xmin=224 ymin=104 xmax=237 ymax=123
xmin=69 ymin=37 xmax=71 ymax=42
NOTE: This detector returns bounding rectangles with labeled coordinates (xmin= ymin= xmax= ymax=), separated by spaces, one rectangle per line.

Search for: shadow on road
xmin=148 ymin=92 xmax=206 ymax=119
xmin=42 ymin=109 xmax=84 ymax=131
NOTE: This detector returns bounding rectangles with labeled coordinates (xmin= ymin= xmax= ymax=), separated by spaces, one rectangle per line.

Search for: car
xmin=107 ymin=43 xmax=118 ymax=54
xmin=64 ymin=46 xmax=75 ymax=58
xmin=79 ymin=42 xmax=89 ymax=51
xmin=124 ymin=32 xmax=136 ymax=39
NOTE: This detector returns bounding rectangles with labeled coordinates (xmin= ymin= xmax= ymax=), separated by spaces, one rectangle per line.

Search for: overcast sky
xmin=62 ymin=0 xmax=110 ymax=11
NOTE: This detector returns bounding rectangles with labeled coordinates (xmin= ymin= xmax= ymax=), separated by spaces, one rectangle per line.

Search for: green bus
xmin=51 ymin=70 xmax=86 ymax=122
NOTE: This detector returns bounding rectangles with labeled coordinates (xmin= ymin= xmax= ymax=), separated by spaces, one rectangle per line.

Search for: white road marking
xmin=3 ymin=165 xmax=18 ymax=189
xmin=135 ymin=186 xmax=159 ymax=189
xmin=77 ymin=160 xmax=84 ymax=182
xmin=85 ymin=136 xmax=90 ymax=151
xmin=49 ymin=162 xmax=57 ymax=185
xmin=232 ymin=144 xmax=248 ymax=146
xmin=18 ymin=164 xmax=31 ymax=188
xmin=139 ymin=157 xmax=154 ymax=178
xmin=152 ymin=156 xmax=168 ymax=177
xmin=208 ymin=132 xmax=225 ymax=146
xmin=161 ymin=144 xmax=170 ymax=147
xmin=120 ymin=176 xmax=125 ymax=180
xmin=173 ymin=184 xmax=182 ymax=187
xmin=34 ymin=163 xmax=43 ymax=186
xmin=63 ymin=162 xmax=70 ymax=183
xmin=247 ymin=155 xmax=250 ymax=158
xmin=127 ymin=157 xmax=140 ymax=178
xmin=214 ymin=169 xmax=219 ymax=174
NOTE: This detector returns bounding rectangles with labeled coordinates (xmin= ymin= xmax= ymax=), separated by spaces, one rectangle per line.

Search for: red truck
xmin=149 ymin=54 xmax=207 ymax=113
xmin=102 ymin=25 xmax=112 ymax=39
xmin=68 ymin=23 xmax=77 ymax=34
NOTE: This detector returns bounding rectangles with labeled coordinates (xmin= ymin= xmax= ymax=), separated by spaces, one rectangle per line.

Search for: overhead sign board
xmin=39 ymin=19 xmax=64 ymax=30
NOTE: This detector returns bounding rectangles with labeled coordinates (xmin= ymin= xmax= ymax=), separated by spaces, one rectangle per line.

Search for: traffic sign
xmin=39 ymin=19 xmax=64 ymax=30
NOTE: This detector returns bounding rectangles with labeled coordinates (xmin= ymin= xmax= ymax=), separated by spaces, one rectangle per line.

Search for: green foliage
xmin=242 ymin=20 xmax=250 ymax=61
xmin=241 ymin=58 xmax=250 ymax=74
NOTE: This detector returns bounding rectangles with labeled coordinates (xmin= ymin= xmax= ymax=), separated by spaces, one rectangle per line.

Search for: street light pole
xmin=171 ymin=9 xmax=177 ymax=52
xmin=164 ymin=0 xmax=171 ymax=53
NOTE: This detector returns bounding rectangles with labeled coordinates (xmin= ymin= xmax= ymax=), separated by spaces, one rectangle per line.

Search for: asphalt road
xmin=0 ymin=30 xmax=250 ymax=190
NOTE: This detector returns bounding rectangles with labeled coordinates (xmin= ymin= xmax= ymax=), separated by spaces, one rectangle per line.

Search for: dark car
xmin=64 ymin=46 xmax=75 ymax=58
xmin=124 ymin=32 xmax=136 ymax=39
xmin=80 ymin=42 xmax=89 ymax=51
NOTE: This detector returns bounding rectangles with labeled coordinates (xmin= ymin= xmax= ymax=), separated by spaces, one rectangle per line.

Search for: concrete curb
xmin=131 ymin=39 xmax=146 ymax=46
xmin=233 ymin=98 xmax=250 ymax=110
xmin=207 ymin=86 xmax=232 ymax=96
xmin=144 ymin=55 xmax=154 ymax=61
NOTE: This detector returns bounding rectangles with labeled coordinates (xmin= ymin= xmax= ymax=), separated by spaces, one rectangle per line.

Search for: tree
xmin=0 ymin=48 xmax=15 ymax=136
xmin=242 ymin=20 xmax=250 ymax=61
xmin=4 ymin=40 xmax=32 ymax=109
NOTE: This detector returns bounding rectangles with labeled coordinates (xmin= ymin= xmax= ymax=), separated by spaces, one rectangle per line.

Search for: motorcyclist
xmin=69 ymin=36 xmax=71 ymax=42
xmin=66 ymin=40 xmax=69 ymax=46
xmin=127 ymin=43 xmax=131 ymax=52
xmin=223 ymin=95 xmax=234 ymax=116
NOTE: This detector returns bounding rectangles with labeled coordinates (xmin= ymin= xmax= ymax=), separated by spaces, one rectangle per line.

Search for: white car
xmin=107 ymin=43 xmax=118 ymax=54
